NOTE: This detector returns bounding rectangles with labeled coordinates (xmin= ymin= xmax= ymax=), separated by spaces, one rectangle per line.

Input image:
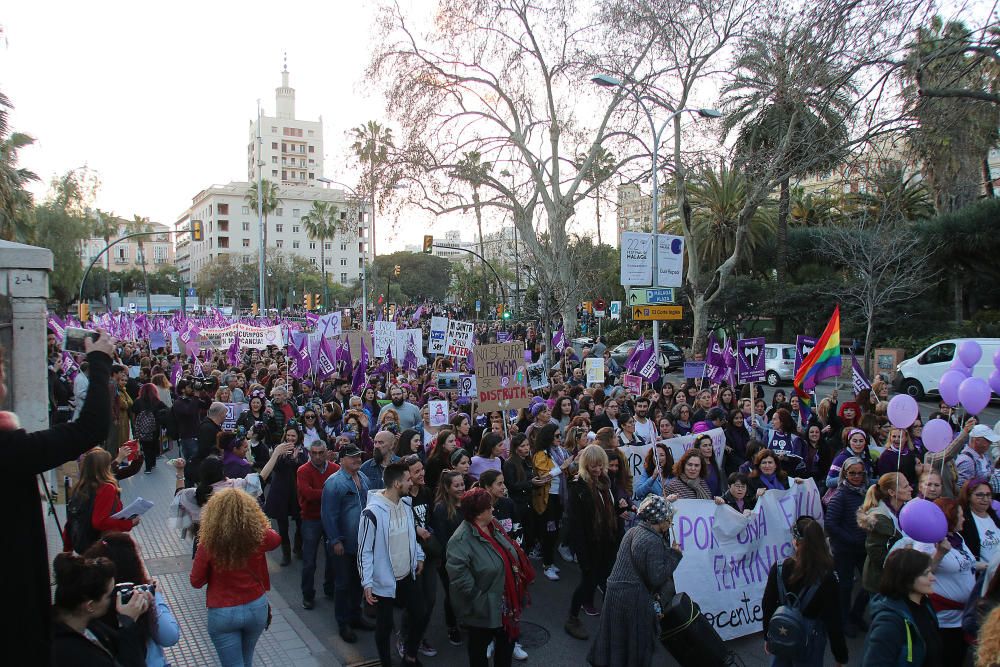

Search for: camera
xmin=115 ymin=582 xmax=156 ymax=604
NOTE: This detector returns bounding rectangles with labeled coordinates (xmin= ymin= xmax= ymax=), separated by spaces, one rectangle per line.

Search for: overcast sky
xmin=1 ymin=0 xmax=468 ymax=251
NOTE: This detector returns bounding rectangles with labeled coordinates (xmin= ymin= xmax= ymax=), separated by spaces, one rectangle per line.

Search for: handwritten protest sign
xmin=344 ymin=330 xmax=373 ymax=361
xmin=671 ymin=480 xmax=823 ymax=640
xmin=445 ymin=320 xmax=475 ymax=358
xmin=585 ymin=358 xmax=605 ymax=385
xmin=620 ymin=428 xmax=727 ymax=493
xmin=473 ymin=342 xmax=531 ymax=411
xmin=373 ymin=321 xmax=397 ymax=358
xmin=428 ymin=317 xmax=448 ymax=355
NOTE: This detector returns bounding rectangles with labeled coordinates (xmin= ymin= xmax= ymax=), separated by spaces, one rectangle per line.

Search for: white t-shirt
xmin=633 ymin=417 xmax=656 ymax=448
xmin=912 ymin=538 xmax=977 ymax=628
xmin=975 ymin=513 xmax=1000 ymax=564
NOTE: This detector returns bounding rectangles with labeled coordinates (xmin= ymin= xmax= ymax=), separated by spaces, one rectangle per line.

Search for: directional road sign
xmin=631 ymin=305 xmax=683 ymax=321
xmin=626 ymin=287 xmax=676 ymax=306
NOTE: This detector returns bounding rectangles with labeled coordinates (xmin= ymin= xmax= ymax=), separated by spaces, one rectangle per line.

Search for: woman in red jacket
xmin=190 ymin=487 xmax=281 ymax=667
xmin=65 ymin=448 xmax=140 ymax=553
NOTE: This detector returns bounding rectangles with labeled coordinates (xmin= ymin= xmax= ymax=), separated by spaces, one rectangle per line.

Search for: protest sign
xmin=459 ymin=374 xmax=477 ymax=398
xmin=149 ymin=331 xmax=166 ymax=350
xmin=671 ymin=480 xmax=823 ymax=640
xmin=585 ymin=357 xmax=605 ymax=385
xmin=620 ymin=428 xmax=727 ymax=493
xmin=496 ymin=332 xmax=511 ymax=343
xmin=222 ymin=402 xmax=247 ymax=431
xmin=318 ymin=312 xmax=343 ymax=338
xmin=199 ymin=324 xmax=283 ymax=349
xmin=623 ymin=374 xmax=643 ymax=396
xmin=436 ymin=373 xmax=460 ymax=392
xmin=445 ymin=320 xmax=475 ymax=358
xmin=428 ymin=316 xmax=448 ymax=355
xmin=171 ymin=332 xmax=182 ymax=354
xmin=794 ymin=335 xmax=818 ymax=375
xmin=526 ymin=362 xmax=549 ymax=390
xmin=344 ymin=330 xmax=373 ymax=361
xmin=683 ymin=361 xmax=706 ymax=379
xmin=428 ymin=400 xmax=449 ymax=427
xmin=473 ymin=342 xmax=531 ymax=411
xmin=373 ymin=321 xmax=397 ymax=358
xmin=737 ymin=337 xmax=766 ymax=384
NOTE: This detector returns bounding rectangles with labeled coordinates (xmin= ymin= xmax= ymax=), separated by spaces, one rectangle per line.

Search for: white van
xmin=764 ymin=344 xmax=797 ymax=386
xmin=893 ymin=338 xmax=1000 ymax=399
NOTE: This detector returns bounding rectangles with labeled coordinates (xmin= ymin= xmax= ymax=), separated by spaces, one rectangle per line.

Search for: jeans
xmin=436 ymin=564 xmax=457 ymax=629
xmin=180 ymin=437 xmax=198 ymax=486
xmin=300 ymin=519 xmax=334 ymax=601
xmin=538 ymin=494 xmax=563 ymax=567
xmin=375 ymin=575 xmax=428 ymax=666
xmin=206 ymin=594 xmax=269 ymax=667
xmin=401 ymin=560 xmax=437 ymax=640
xmin=333 ymin=552 xmax=363 ymax=627
xmin=468 ymin=626 xmax=512 ymax=667
xmin=832 ymin=546 xmax=868 ymax=627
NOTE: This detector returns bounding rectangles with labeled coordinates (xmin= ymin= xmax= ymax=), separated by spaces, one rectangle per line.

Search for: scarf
xmin=472 ymin=520 xmax=535 ymax=640
xmin=683 ymin=475 xmax=711 ymax=500
xmin=590 ymin=476 xmax=618 ymax=541
xmin=760 ymin=473 xmax=784 ymax=490
xmin=947 ymin=530 xmax=964 ymax=550
xmin=838 ymin=479 xmax=867 ymax=496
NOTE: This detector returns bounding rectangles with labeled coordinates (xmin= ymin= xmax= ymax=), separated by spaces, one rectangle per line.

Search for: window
xmin=325 ymin=258 xmax=331 ymax=265
xmin=920 ymin=343 xmax=956 ymax=365
xmin=308 ymin=145 xmax=315 ymax=153
xmin=276 ymin=208 xmax=283 ymax=216
xmin=341 ymin=243 xmax=347 ymax=251
xmin=271 ymin=126 xmax=277 ymax=133
xmin=218 ymin=237 xmax=229 ymax=249
xmin=293 ymin=209 xmax=300 ymax=218
xmin=276 ymin=224 xmax=283 ymax=233
xmin=309 ymin=242 xmax=316 ymax=250
xmin=281 ymin=143 xmax=287 ymax=152
xmin=243 ymin=239 xmax=250 ymax=247
xmin=243 ymin=255 xmax=251 ymax=264
xmin=308 ymin=159 xmax=314 ymax=165
xmin=276 ymin=240 xmax=283 ymax=248
xmin=310 ymin=257 xmax=317 ymax=264
xmin=765 ymin=348 xmax=777 ymax=360
xmin=308 ymin=173 xmax=314 ymax=179
xmin=271 ymin=141 xmax=278 ymax=149
xmin=292 ymin=225 xmax=299 ymax=234
xmin=308 ymin=130 xmax=314 ymax=136
xmin=340 ymin=258 xmax=347 ymax=266
xmin=272 ymin=156 xmax=277 ymax=164
xmin=292 ymin=241 xmax=300 ymax=249
xmin=282 ymin=170 xmax=287 ymax=180
xmin=272 ymin=170 xmax=277 ymax=177
xmin=242 ymin=206 xmax=249 ymax=215
xmin=218 ymin=220 xmax=229 ymax=232
xmin=217 ymin=203 xmax=229 ymax=215
xmin=242 ymin=222 xmax=250 ymax=231
xmin=324 ymin=243 xmax=331 ymax=250
xmin=341 ymin=272 xmax=348 ymax=283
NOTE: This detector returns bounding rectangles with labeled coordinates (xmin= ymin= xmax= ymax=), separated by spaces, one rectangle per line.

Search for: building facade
xmin=175 ymin=182 xmax=367 ymax=285
xmin=247 ymin=63 xmax=324 ymax=188
xmin=80 ymin=219 xmax=175 ymax=273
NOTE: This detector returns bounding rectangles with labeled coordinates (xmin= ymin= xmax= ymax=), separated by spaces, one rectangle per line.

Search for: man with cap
xmin=958 ymin=424 xmax=1000 ymax=491
xmin=322 ymin=445 xmax=375 ymax=642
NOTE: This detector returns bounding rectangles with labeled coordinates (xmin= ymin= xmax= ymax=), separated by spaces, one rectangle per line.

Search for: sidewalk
xmin=43 ymin=453 xmax=338 ymax=667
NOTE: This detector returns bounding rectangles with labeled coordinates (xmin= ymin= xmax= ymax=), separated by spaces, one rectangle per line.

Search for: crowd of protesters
xmin=26 ymin=308 xmax=1000 ymax=667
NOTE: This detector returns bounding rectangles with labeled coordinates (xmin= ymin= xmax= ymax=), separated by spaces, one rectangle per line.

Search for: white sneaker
xmin=544 ymin=565 xmax=560 ymax=581
xmin=513 ymin=642 xmax=528 ymax=660
xmin=557 ymin=544 xmax=575 ymax=563
xmin=486 ymin=640 xmax=494 ymax=659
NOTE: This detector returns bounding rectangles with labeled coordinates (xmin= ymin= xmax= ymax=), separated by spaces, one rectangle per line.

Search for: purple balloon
xmin=900 ymin=498 xmax=948 ymax=544
xmin=994 ymin=347 xmax=1000 ymax=371
xmin=993 ymin=500 xmax=1000 ymax=514
xmin=959 ymin=340 xmax=983 ymax=368
xmin=990 ymin=370 xmax=1000 ymax=397
xmin=922 ymin=418 xmax=954 ymax=453
xmin=950 ymin=358 xmax=972 ymax=378
xmin=959 ymin=376 xmax=992 ymax=415
xmin=887 ymin=394 xmax=919 ymax=429
xmin=938 ymin=370 xmax=966 ymax=406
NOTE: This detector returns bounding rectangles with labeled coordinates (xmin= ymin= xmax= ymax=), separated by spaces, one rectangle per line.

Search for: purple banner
xmin=794 ymin=335 xmax=819 ymax=375
xmin=705 ymin=332 xmax=728 ymax=384
xmin=737 ymin=337 xmax=766 ymax=384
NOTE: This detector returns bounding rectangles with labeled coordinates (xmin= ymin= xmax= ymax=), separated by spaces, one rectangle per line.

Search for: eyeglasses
xmin=973 ymin=492 xmax=992 ymax=498
xmin=846 ymin=470 xmax=865 ymax=477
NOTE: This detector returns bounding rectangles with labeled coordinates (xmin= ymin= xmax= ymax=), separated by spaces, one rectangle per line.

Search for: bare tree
xmin=817 ymin=217 xmax=937 ymax=373
xmin=367 ymin=0 xmax=657 ymax=334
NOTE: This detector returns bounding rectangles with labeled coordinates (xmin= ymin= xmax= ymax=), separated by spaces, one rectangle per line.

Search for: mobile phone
xmin=63 ymin=327 xmax=99 ymax=353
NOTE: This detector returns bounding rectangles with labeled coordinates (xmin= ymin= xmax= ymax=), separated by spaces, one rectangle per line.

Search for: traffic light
xmin=422 ymin=235 xmax=433 ymax=253
xmin=78 ymin=303 xmax=89 ymax=323
xmin=190 ymin=219 xmax=203 ymax=242
xmin=251 ymin=303 xmax=259 ymax=316
xmin=314 ymin=293 xmax=321 ymax=309
xmin=393 ymin=264 xmax=401 ymax=277
xmin=496 ymin=304 xmax=503 ymax=318
xmin=502 ymin=306 xmax=511 ymax=320
xmin=304 ymin=294 xmax=313 ymax=310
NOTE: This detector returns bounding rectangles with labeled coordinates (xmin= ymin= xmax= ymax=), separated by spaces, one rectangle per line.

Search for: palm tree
xmin=670 ymin=166 xmax=775 ymax=272
xmin=452 ymin=151 xmax=492 ymax=307
xmin=0 ymin=92 xmax=38 ymax=243
xmin=244 ymin=179 xmax=281 ymax=254
xmin=92 ymin=210 xmax=121 ymax=312
xmin=577 ymin=147 xmax=616 ymax=246
xmin=301 ymin=200 xmax=339 ymax=310
xmin=131 ymin=215 xmax=154 ymax=313
xmin=721 ymin=28 xmax=852 ymax=284
xmin=350 ymin=121 xmax=394 ymax=260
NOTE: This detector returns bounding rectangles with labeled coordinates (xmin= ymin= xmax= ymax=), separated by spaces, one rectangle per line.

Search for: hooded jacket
xmin=862 ymin=594 xmax=936 ymax=666
xmin=858 ymin=501 xmax=902 ymax=592
xmin=358 ymin=490 xmax=424 ymax=598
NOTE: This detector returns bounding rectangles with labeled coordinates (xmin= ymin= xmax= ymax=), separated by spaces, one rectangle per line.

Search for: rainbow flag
xmin=794 ymin=305 xmax=842 ymax=416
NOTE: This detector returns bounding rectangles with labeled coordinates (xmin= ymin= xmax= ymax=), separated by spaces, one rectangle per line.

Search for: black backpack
xmin=766 ymin=563 xmax=821 ymax=660
xmin=135 ymin=408 xmax=159 ymax=442
xmin=66 ymin=491 xmax=99 ymax=554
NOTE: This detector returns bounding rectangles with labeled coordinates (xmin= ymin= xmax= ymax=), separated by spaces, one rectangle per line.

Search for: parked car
xmin=893 ymin=337 xmax=1000 ymax=399
xmin=764 ymin=343 xmax=797 ymax=386
xmin=610 ymin=339 xmax=685 ymax=371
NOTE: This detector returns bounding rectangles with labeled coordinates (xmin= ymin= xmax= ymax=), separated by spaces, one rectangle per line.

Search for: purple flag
xmin=305 ymin=312 xmax=319 ymax=328
xmin=466 ymin=347 xmax=475 ymax=372
xmin=61 ymin=351 xmax=79 ymax=381
xmin=411 ymin=305 xmax=424 ymax=322
xmin=351 ymin=336 xmax=371 ymax=394
xmin=376 ymin=341 xmax=395 ymax=375
xmin=736 ymin=337 xmax=766 ymax=384
xmin=625 ymin=335 xmax=645 ymax=373
xmin=315 ymin=336 xmax=337 ymax=380
xmin=552 ymin=326 xmax=566 ymax=354
xmin=48 ymin=313 xmax=66 ymax=342
xmin=723 ymin=342 xmax=737 ymax=387
xmin=170 ymin=363 xmax=183 ymax=387
xmin=193 ymin=356 xmax=205 ymax=378
xmin=852 ymin=351 xmax=872 ymax=395
xmin=705 ymin=332 xmax=728 ymax=383
xmin=794 ymin=335 xmax=819 ymax=375
xmin=226 ymin=331 xmax=241 ymax=366
xmin=336 ymin=336 xmax=353 ymax=377
xmin=633 ymin=339 xmax=660 ymax=382
xmin=402 ymin=334 xmax=418 ymax=372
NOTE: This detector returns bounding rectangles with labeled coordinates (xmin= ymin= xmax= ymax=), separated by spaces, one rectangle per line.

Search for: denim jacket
xmin=321 ymin=469 xmax=369 ymax=554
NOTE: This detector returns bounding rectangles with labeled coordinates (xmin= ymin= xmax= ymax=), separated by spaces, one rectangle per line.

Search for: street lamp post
xmin=591 ymin=74 xmax=721 ymax=367
xmin=318 ymin=178 xmax=369 ymax=329
xmin=256 ymin=102 xmax=266 ymax=317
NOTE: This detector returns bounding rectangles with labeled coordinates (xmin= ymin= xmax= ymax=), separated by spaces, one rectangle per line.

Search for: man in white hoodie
xmin=358 ymin=461 xmax=426 ymax=667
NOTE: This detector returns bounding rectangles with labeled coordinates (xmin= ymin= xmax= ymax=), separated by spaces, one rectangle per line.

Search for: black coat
xmin=51 ymin=617 xmax=145 ymax=667
xmin=195 ymin=417 xmax=222 ymax=464
xmin=961 ymin=508 xmax=1000 ymax=561
xmin=8 ymin=351 xmax=111 ymax=667
xmin=566 ymin=477 xmax=619 ymax=571
xmin=263 ymin=447 xmax=307 ymax=518
xmin=825 ymin=484 xmax=868 ymax=552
